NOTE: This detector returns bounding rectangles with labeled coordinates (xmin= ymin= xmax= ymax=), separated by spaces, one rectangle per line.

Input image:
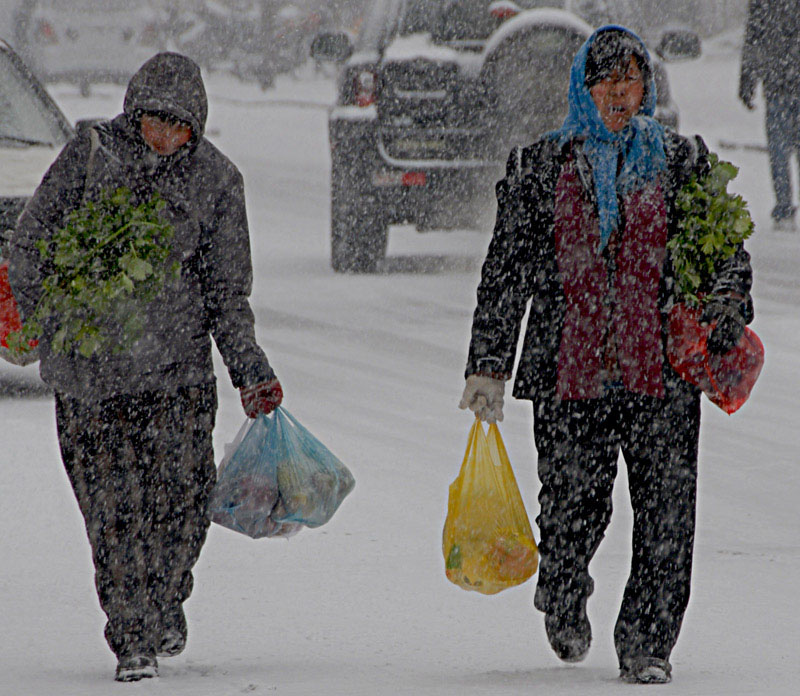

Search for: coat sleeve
xmin=200 ymin=165 xmax=275 ymax=389
xmin=8 ymin=133 xmax=91 ymax=320
xmin=465 ymin=147 xmax=537 ymax=379
xmin=740 ymin=0 xmax=766 ymax=97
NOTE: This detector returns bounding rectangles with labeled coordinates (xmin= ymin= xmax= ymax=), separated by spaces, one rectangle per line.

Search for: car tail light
xmin=36 ymin=19 xmax=58 ymax=44
xmin=489 ymin=1 xmax=521 ymax=20
xmin=402 ymin=172 xmax=426 ymax=187
xmin=354 ymin=70 xmax=377 ymax=107
xmin=372 ymin=171 xmax=427 ymax=187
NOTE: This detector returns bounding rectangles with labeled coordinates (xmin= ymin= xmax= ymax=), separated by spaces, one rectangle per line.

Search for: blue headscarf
xmin=548 ymin=25 xmax=667 ymax=251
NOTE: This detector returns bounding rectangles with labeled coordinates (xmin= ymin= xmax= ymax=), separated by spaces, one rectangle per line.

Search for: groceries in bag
xmin=209 ymin=407 xmax=354 ymax=538
xmin=443 ymin=418 xmax=538 ymax=595
xmin=667 ymin=302 xmax=764 ymax=414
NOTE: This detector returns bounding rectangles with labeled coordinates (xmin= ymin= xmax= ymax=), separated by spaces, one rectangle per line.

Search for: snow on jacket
xmin=740 ymin=0 xmax=800 ymax=98
xmin=465 ymin=131 xmax=754 ymax=403
xmin=9 ymin=52 xmax=274 ymax=400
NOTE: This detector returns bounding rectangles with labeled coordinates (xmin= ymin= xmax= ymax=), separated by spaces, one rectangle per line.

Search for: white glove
xmin=459 ymin=374 xmax=505 ymax=423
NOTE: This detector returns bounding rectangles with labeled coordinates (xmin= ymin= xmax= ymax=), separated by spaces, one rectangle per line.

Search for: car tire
xmin=330 ymin=190 xmax=387 ymax=274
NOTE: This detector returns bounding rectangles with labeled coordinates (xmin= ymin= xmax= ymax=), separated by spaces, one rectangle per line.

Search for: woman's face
xmin=589 ymin=55 xmax=645 ymax=132
xmin=140 ymin=113 xmax=193 ymax=156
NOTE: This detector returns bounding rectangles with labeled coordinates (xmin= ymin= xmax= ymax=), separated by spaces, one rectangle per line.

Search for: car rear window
xmin=0 ymin=52 xmax=68 ymax=146
xmin=34 ymin=0 xmax=145 ymax=10
xmin=399 ymin=0 xmax=558 ymax=43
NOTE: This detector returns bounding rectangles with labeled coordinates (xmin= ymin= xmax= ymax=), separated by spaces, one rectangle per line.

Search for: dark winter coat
xmin=465 ymin=131 xmax=754 ymax=402
xmin=740 ymin=0 xmax=800 ymax=99
xmin=9 ymin=52 xmax=274 ymax=400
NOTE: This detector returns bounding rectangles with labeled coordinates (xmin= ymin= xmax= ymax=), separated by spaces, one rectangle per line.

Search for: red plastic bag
xmin=0 ymin=260 xmax=23 ymax=348
xmin=0 ymin=260 xmax=39 ymax=366
xmin=667 ymin=303 xmax=764 ymax=414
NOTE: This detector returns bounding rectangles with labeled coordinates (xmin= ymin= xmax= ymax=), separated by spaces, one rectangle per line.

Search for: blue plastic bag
xmin=209 ymin=407 xmax=354 ymax=538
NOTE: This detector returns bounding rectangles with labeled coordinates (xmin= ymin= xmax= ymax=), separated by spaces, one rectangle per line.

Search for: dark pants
xmin=532 ymin=380 xmax=700 ymax=667
xmin=765 ymin=92 xmax=800 ymax=220
xmin=55 ymin=383 xmax=217 ymax=658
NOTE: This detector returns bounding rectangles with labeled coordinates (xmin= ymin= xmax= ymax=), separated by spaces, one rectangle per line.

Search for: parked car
xmin=0 ymin=37 xmax=73 ymax=393
xmin=13 ymin=0 xmax=165 ymax=96
xmin=313 ymin=0 xmax=689 ymax=273
xmin=163 ymin=0 xmax=278 ymax=89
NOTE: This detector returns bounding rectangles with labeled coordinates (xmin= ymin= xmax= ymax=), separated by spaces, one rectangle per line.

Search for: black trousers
xmin=55 ymin=383 xmax=217 ymax=658
xmin=532 ymin=380 xmax=700 ymax=667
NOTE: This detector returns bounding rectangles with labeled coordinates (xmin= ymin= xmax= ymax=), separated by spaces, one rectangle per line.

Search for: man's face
xmin=140 ymin=113 xmax=192 ymax=156
xmin=589 ymin=55 xmax=645 ymax=133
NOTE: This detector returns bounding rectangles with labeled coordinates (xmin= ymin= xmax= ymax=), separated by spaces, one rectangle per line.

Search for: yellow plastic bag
xmin=443 ymin=418 xmax=538 ymax=595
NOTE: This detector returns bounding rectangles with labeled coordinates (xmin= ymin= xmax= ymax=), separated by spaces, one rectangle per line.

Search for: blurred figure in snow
xmin=8 ymin=53 xmax=283 ymax=682
xmin=461 ymin=26 xmax=753 ymax=684
xmin=740 ymin=0 xmax=800 ymax=231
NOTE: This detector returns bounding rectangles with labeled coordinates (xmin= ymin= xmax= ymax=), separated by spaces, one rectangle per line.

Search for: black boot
xmin=115 ymin=654 xmax=158 ymax=682
xmin=158 ymin=605 xmax=187 ymax=657
xmin=544 ymin=597 xmax=591 ymax=663
xmin=619 ymin=656 xmax=672 ymax=684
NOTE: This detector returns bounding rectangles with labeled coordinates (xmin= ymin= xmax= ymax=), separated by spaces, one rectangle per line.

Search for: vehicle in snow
xmin=163 ymin=0 xmax=278 ymax=89
xmin=0 ymin=37 xmax=73 ymax=394
xmin=312 ymin=0 xmax=689 ymax=273
xmin=13 ymin=0 xmax=165 ymax=96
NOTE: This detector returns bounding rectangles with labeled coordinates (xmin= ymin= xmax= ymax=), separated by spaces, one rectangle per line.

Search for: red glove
xmin=240 ymin=378 xmax=283 ymax=418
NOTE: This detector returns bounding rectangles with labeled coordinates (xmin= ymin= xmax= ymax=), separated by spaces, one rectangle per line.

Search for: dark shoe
xmin=158 ymin=605 xmax=187 ymax=657
xmin=619 ymin=657 xmax=672 ymax=684
xmin=774 ymin=217 xmax=797 ymax=232
xmin=115 ymin=654 xmax=158 ymax=682
xmin=771 ymin=203 xmax=796 ymax=221
xmin=544 ymin=599 xmax=591 ymax=663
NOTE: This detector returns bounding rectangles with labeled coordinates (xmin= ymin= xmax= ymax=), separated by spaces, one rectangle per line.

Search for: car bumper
xmin=330 ymin=108 xmax=502 ymax=230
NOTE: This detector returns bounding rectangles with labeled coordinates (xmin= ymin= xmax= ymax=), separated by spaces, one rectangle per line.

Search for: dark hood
xmin=123 ymin=52 xmax=207 ymax=140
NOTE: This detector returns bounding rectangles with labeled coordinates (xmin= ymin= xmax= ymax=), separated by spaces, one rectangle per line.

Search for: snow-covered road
xmin=1 ymin=37 xmax=798 ymax=695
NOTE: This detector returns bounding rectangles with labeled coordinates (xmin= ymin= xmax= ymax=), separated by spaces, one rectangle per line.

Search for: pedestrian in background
xmin=9 ymin=52 xmax=283 ymax=682
xmin=461 ymin=26 xmax=753 ymax=684
xmin=740 ymin=0 xmax=800 ymax=230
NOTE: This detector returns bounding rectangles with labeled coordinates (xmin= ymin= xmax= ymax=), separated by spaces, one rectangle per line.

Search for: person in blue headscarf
xmin=460 ymin=26 xmax=754 ymax=684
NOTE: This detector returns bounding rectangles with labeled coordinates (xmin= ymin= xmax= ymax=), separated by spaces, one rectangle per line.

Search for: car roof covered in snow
xmin=381 ymin=32 xmax=483 ymax=75
xmin=483 ymin=8 xmax=593 ymax=58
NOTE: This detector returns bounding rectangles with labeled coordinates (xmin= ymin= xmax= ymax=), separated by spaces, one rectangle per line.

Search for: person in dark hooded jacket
xmin=739 ymin=0 xmax=800 ymax=230
xmin=460 ymin=27 xmax=753 ymax=684
xmin=8 ymin=52 xmax=283 ymax=682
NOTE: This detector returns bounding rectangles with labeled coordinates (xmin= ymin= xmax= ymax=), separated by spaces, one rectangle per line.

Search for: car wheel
xmin=330 ymin=182 xmax=387 ymax=273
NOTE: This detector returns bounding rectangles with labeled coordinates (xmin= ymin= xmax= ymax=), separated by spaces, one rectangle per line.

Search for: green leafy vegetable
xmin=7 ymin=187 xmax=179 ymax=358
xmin=668 ymin=153 xmax=754 ymax=306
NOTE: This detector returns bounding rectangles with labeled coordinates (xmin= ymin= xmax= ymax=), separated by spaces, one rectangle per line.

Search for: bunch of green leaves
xmin=7 ymin=187 xmax=179 ymax=358
xmin=668 ymin=153 xmax=754 ymax=306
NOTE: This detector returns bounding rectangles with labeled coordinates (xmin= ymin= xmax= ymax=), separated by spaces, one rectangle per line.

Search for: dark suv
xmin=314 ymin=0 xmax=682 ymax=272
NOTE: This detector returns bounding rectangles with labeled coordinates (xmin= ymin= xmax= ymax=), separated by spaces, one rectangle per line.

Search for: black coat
xmin=9 ymin=53 xmax=274 ymax=400
xmin=740 ymin=0 xmax=800 ymax=99
xmin=465 ymin=131 xmax=754 ymax=402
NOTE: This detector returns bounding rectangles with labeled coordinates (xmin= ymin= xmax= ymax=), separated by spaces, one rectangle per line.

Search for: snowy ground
xmin=1 ymin=40 xmax=798 ymax=695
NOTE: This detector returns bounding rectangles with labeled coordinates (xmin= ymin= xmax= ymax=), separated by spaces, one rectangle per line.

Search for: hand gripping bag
xmin=443 ymin=418 xmax=538 ymax=595
xmin=667 ymin=303 xmax=764 ymax=415
xmin=209 ymin=407 xmax=354 ymax=538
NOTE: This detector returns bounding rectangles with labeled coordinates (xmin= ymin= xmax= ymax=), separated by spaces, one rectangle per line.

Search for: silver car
xmin=0 ymin=37 xmax=73 ymax=394
xmin=14 ymin=0 xmax=165 ymax=95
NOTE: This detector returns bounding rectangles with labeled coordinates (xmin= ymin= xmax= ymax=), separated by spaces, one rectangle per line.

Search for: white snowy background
xmin=1 ymin=31 xmax=798 ymax=695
